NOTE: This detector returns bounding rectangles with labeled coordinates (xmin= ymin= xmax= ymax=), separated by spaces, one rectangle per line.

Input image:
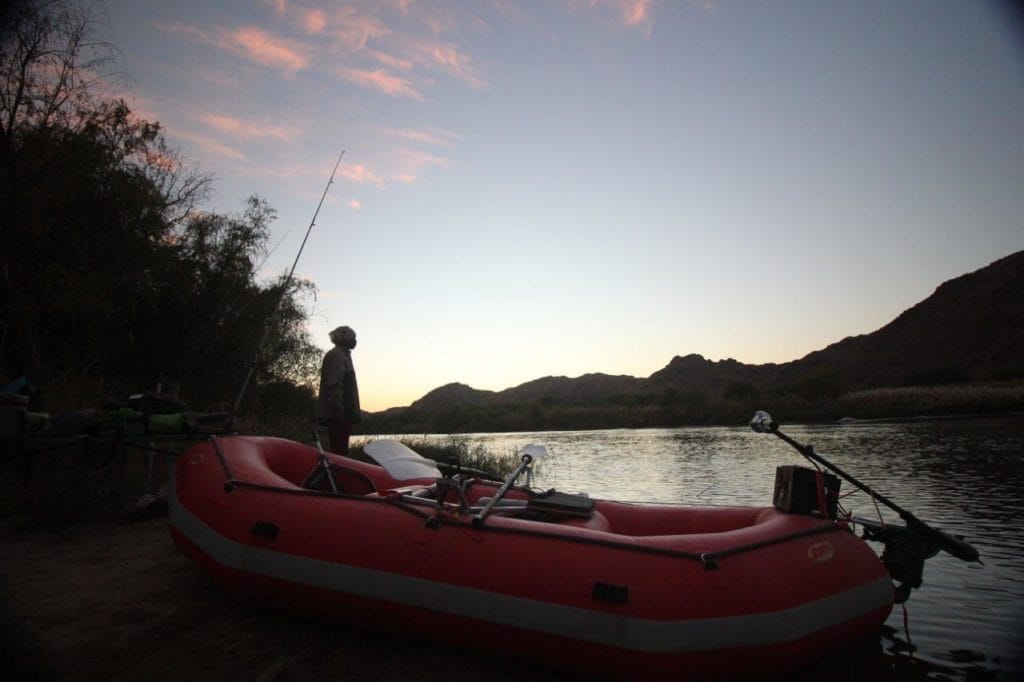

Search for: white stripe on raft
xmin=169 ymin=480 xmax=893 ymax=654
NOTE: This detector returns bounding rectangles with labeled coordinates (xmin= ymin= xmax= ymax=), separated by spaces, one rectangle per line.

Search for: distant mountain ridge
xmin=378 ymin=251 xmax=1024 ymax=419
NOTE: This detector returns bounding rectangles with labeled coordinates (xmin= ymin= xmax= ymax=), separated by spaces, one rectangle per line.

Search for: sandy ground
xmin=0 ymin=514 xmax=571 ymax=681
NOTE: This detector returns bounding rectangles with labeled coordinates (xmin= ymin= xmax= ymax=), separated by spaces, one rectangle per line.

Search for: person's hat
xmin=329 ymin=326 xmax=356 ymax=344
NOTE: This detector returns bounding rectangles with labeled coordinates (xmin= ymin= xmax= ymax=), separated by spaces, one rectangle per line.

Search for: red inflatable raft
xmin=169 ymin=435 xmax=894 ymax=680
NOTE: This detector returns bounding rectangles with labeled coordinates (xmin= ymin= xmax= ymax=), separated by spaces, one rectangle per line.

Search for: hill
xmin=786 ymin=250 xmax=1024 ymax=388
xmin=361 ymin=251 xmax=1024 ymax=433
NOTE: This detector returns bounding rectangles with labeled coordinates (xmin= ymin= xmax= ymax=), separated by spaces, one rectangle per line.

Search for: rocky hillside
xmin=785 ymin=250 xmax=1024 ymax=389
xmin=367 ymin=251 xmax=1024 ymax=427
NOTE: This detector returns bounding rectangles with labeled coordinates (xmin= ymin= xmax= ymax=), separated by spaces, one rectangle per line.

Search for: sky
xmin=99 ymin=0 xmax=1024 ymax=412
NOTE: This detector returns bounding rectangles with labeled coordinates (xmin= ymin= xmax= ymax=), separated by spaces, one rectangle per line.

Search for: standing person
xmin=317 ymin=325 xmax=360 ymax=454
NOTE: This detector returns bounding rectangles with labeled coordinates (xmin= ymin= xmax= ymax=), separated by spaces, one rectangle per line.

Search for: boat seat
xmin=527 ymin=491 xmax=595 ymax=518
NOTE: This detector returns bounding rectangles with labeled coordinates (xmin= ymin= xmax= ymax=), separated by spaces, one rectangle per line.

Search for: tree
xmin=1 ymin=1 xmax=207 ymax=382
xmin=147 ymin=196 xmax=320 ymax=409
xmin=0 ymin=0 xmax=318 ymax=413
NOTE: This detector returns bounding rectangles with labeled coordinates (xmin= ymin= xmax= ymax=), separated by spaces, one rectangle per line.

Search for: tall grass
xmin=352 ymin=437 xmax=522 ymax=480
xmin=834 ymin=384 xmax=1024 ymax=420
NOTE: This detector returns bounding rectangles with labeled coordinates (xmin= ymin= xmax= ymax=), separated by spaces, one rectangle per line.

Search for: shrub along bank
xmin=359 ymin=382 xmax=1024 ymax=435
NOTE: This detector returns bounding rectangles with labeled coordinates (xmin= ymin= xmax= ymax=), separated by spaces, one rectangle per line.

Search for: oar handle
xmin=473 ymin=454 xmax=532 ymax=527
xmin=903 ymin=515 xmax=980 ymax=563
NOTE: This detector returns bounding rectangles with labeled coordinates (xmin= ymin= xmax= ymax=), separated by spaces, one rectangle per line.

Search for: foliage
xmin=236 ymin=381 xmax=318 ymax=443
xmin=357 ymin=381 xmax=1024 ymax=434
xmin=162 ymin=196 xmax=321 ymax=410
xmin=723 ymin=381 xmax=759 ymax=402
xmin=0 ymin=0 xmax=318 ymax=413
xmin=351 ymin=437 xmax=521 ymax=480
xmin=796 ymin=370 xmax=843 ymax=401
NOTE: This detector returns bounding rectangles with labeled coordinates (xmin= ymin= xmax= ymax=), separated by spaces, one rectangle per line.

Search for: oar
xmin=750 ymin=411 xmax=980 ymax=563
xmin=472 ymin=444 xmax=547 ymax=527
xmin=433 ymin=458 xmax=504 ymax=483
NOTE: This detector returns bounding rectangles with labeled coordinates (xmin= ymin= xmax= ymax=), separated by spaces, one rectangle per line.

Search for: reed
xmin=352 ymin=437 xmax=522 ymax=479
xmin=834 ymin=384 xmax=1024 ymax=419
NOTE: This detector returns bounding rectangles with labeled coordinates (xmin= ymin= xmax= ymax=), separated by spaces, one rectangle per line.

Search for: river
xmin=410 ymin=416 xmax=1024 ymax=680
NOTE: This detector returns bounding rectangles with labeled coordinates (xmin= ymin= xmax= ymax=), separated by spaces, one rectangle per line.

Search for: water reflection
xmin=435 ymin=416 xmax=1024 ymax=681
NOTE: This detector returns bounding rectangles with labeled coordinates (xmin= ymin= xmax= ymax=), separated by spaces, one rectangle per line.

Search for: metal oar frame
xmin=750 ymin=411 xmax=980 ymax=602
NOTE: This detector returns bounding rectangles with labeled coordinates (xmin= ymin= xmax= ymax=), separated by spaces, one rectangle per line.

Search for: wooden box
xmin=773 ymin=465 xmax=841 ymax=518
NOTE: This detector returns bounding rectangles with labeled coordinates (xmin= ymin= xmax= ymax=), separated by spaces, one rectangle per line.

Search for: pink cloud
xmin=381 ymin=127 xmax=461 ymax=148
xmin=310 ymin=150 xmax=449 ymax=189
xmin=339 ymin=163 xmax=386 ymax=188
xmin=307 ymin=7 xmax=486 ymax=89
xmin=408 ymin=39 xmax=486 ymax=88
xmin=430 ymin=44 xmax=485 ymax=87
xmin=174 ymin=130 xmax=247 ymax=162
xmin=339 ymin=67 xmax=423 ymax=100
xmin=348 ymin=199 xmax=364 ymax=210
xmin=389 ymin=147 xmax=452 ymax=184
xmin=301 ymin=9 xmax=327 ymax=35
xmin=402 ymin=2 xmax=491 ymax=37
xmin=159 ymin=21 xmax=308 ymax=76
xmin=226 ymin=26 xmax=307 ymax=75
xmin=199 ymin=113 xmax=300 ymax=141
xmin=387 ymin=0 xmax=415 ymax=15
xmin=326 ymin=7 xmax=389 ymax=51
xmin=622 ymin=0 xmax=654 ymax=28
xmin=618 ymin=0 xmax=669 ymax=36
xmin=365 ymin=48 xmax=414 ymax=71
xmin=159 ymin=21 xmax=208 ymax=40
xmin=421 ymin=7 xmax=459 ymax=36
xmin=564 ymin=0 xmax=657 ymax=34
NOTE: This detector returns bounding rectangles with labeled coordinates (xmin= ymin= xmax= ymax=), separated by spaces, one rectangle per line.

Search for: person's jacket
xmin=316 ymin=346 xmax=360 ymax=423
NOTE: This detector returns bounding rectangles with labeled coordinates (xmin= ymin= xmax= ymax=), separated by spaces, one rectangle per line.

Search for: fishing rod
xmin=750 ymin=411 xmax=979 ymax=563
xmin=232 ymin=150 xmax=346 ymax=414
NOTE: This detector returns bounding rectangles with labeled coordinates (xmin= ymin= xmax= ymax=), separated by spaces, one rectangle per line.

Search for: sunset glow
xmin=103 ymin=0 xmax=1023 ymax=412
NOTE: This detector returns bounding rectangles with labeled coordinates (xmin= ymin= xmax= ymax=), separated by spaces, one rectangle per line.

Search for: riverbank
xmin=0 ymin=515 xmax=569 ymax=681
